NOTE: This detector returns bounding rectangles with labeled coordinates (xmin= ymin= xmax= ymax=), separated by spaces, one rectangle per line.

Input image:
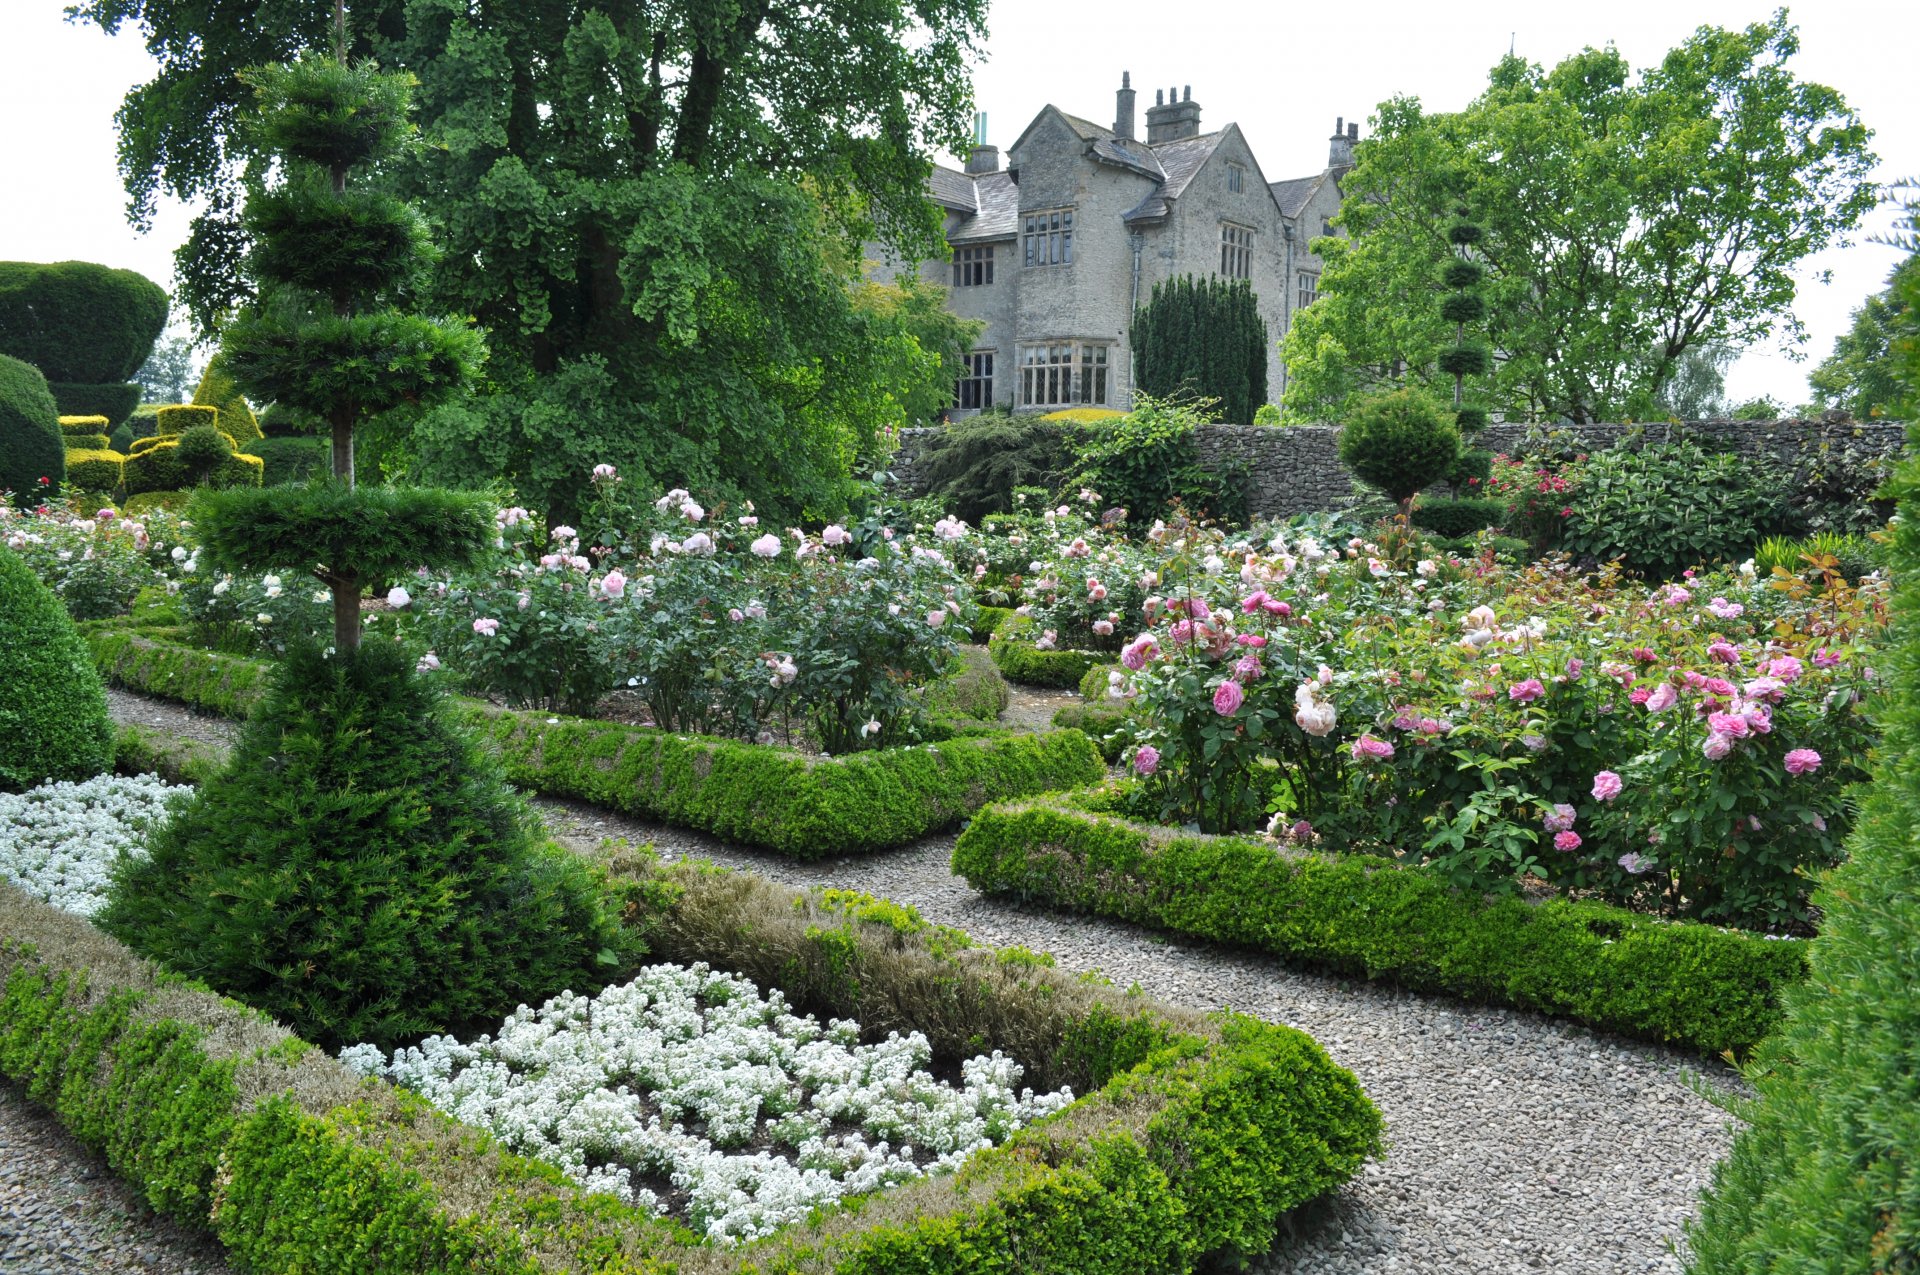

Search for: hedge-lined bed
xmin=0 ymin=849 xmax=1383 ymax=1273
xmin=987 ymin=612 xmax=1106 ymax=688
xmin=85 ymin=629 xmax=1104 ymax=857
xmin=952 ymin=797 xmax=1809 ymax=1055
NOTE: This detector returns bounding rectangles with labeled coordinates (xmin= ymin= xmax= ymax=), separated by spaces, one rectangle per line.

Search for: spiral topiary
xmin=0 ymin=544 xmax=114 ymax=791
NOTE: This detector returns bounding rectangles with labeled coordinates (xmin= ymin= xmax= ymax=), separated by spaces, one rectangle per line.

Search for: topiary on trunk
xmin=1337 ymin=387 xmax=1461 ymax=516
xmin=1440 ymin=211 xmax=1491 ymax=433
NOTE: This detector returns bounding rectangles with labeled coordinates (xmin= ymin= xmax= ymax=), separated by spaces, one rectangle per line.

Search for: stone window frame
xmin=1297 ymin=270 xmax=1320 ymax=310
xmin=956 ymin=349 xmax=995 ymax=410
xmin=1226 ymin=162 xmax=1244 ymax=194
xmin=952 ymin=245 xmax=994 ymax=287
xmin=1022 ymin=208 xmax=1074 ymax=268
xmin=1220 ymin=222 xmax=1254 ymax=280
xmin=1019 ymin=340 xmax=1109 ymax=408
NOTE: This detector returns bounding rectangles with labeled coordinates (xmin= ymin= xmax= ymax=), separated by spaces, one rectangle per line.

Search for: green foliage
xmin=1755 ymin=532 xmax=1881 ymax=582
xmin=0 ymin=261 xmax=169 ymax=384
xmin=46 ymin=382 xmax=143 ymax=431
xmin=99 ymin=641 xmax=639 ymax=1050
xmin=914 ymin=412 xmax=1072 ymax=523
xmin=189 ymin=481 xmax=495 ymax=582
xmin=0 ymin=353 xmax=66 ymax=506
xmin=0 ymin=546 xmax=115 ymax=790
xmin=1687 ymin=214 xmax=1920 ymax=1268
xmin=1062 ymin=396 xmax=1248 ymax=524
xmin=62 ymin=432 xmax=113 ymax=451
xmin=132 ymin=334 xmax=196 ymax=405
xmin=1410 ymin=496 xmax=1502 ymax=539
xmin=1283 ymin=16 xmax=1877 ymax=424
xmin=954 ymin=799 xmax=1808 ymax=1055
xmin=190 ymin=353 xmax=262 ymax=443
xmin=173 ymin=423 xmax=233 ymax=478
xmin=222 ymin=307 xmax=485 ymax=428
xmin=154 ymin=403 xmax=217 ymax=436
xmin=918 ymin=646 xmax=1011 ymax=724
xmin=1252 ymin=404 xmax=1283 ymax=426
xmin=249 ymin=435 xmax=329 ymax=485
xmin=1807 ymin=253 xmax=1918 ymax=421
xmin=1561 ymin=439 xmax=1783 ymax=578
xmin=989 ymin=612 xmax=1106 ymax=688
xmin=122 ymin=434 xmax=262 ymax=497
xmin=88 ymin=630 xmax=271 ymax=719
xmin=59 ymin=415 xmax=112 ymax=439
xmin=64 ymin=448 xmax=127 ymax=493
xmin=1337 ymin=388 xmax=1460 ymax=505
xmin=1130 ymin=276 xmax=1269 ymax=425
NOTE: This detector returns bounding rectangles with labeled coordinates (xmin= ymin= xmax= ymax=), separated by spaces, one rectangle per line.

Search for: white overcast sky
xmin=2 ymin=0 xmax=1913 ymax=407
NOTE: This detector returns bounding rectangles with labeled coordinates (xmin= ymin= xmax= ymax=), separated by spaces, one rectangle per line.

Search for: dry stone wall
xmin=892 ymin=418 xmax=1909 ymax=520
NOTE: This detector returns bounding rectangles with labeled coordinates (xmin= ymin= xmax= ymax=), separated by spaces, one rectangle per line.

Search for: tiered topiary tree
xmin=189 ymin=352 xmax=263 ymax=444
xmin=1437 ymin=210 xmax=1491 ymax=433
xmin=0 ymin=353 xmax=65 ymax=507
xmin=101 ymin=33 xmax=638 ymax=1050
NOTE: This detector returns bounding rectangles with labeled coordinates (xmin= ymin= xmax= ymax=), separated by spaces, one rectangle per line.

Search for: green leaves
xmin=189 ymin=481 xmax=495 ymax=580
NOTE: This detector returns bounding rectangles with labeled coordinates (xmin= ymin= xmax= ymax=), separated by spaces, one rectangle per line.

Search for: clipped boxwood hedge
xmin=86 ymin=629 xmax=1105 ymax=856
xmin=952 ymin=798 xmax=1809 ymax=1055
xmin=0 ymin=850 xmax=1382 ymax=1273
xmin=988 ymin=611 xmax=1106 ymax=688
xmin=918 ymin=644 xmax=1011 ymax=724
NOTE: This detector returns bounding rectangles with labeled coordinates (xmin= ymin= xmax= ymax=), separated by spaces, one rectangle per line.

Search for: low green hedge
xmin=1050 ymin=702 xmax=1134 ymax=763
xmin=86 ymin=629 xmax=1104 ymax=856
xmin=952 ymin=798 xmax=1810 ymax=1055
xmin=989 ymin=612 xmax=1106 ymax=688
xmin=113 ymin=722 xmax=228 ymax=786
xmin=1 ymin=852 xmax=1382 ymax=1273
xmin=919 ymin=644 xmax=1012 ymax=723
xmin=970 ymin=604 xmax=1014 ymax=645
xmin=1410 ymin=496 xmax=1503 ymax=539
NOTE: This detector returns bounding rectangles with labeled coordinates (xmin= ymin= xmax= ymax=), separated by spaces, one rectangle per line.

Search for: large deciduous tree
xmin=72 ymin=0 xmax=985 ymax=520
xmin=1808 ymin=254 xmax=1920 ymax=420
xmin=1282 ymin=12 xmax=1875 ymax=424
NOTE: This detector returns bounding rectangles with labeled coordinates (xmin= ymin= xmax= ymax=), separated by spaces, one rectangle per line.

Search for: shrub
xmin=918 ymin=645 xmax=1011 ymax=723
xmin=988 ymin=611 xmax=1105 ymax=688
xmin=1561 ymin=438 xmax=1785 ymax=579
xmin=124 ymin=490 xmax=191 ymax=517
xmin=45 ymin=382 xmax=143 ymax=431
xmin=914 ymin=411 xmax=1071 ymax=523
xmin=123 ymin=435 xmax=263 ymax=496
xmin=1130 ymin=275 xmax=1269 ymax=426
xmin=1253 ymin=403 xmax=1283 ymax=426
xmin=1410 ymin=496 xmax=1502 ymax=539
xmin=0 ymin=352 xmax=65 ymax=506
xmin=59 ymin=415 xmax=112 ymax=439
xmin=190 ymin=353 xmax=263 ymax=442
xmin=1755 ymin=531 xmax=1881 ymax=582
xmin=953 ymin=798 xmax=1809 ymax=1055
xmin=1063 ymin=395 xmax=1249 ymax=524
xmin=155 ymin=403 xmax=218 ymax=437
xmin=249 ymin=435 xmax=328 ymax=485
xmin=173 ymin=423 xmax=234 ymax=479
xmin=62 ymin=432 xmax=112 ymax=452
xmin=1337 ymin=388 xmax=1461 ymax=510
xmin=63 ymin=448 xmax=126 ymax=493
xmin=0 ymin=261 xmax=169 ymax=384
xmin=0 ymin=545 xmax=114 ymax=790
xmin=99 ymin=641 xmax=638 ymax=1051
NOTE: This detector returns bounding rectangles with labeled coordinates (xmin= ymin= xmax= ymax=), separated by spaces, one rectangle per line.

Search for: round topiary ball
xmin=0 ymin=353 xmax=65 ymax=508
xmin=99 ymin=640 xmax=642 ymax=1049
xmin=1338 ymin=388 xmax=1462 ymax=507
xmin=174 ymin=422 xmax=234 ymax=478
xmin=0 ymin=545 xmax=114 ymax=791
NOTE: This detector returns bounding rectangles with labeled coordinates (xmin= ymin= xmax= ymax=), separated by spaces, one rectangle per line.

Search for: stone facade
xmin=891 ymin=418 xmax=1911 ymax=520
xmin=868 ymin=77 xmax=1354 ymax=421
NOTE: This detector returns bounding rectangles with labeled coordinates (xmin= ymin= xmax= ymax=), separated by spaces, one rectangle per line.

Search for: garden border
xmin=0 ymin=849 xmax=1382 ymax=1273
xmin=83 ymin=629 xmax=1105 ymax=857
xmin=951 ymin=796 xmax=1810 ymax=1054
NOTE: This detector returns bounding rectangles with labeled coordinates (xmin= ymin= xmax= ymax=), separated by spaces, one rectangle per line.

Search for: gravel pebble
xmin=84 ymin=688 xmax=1743 ymax=1273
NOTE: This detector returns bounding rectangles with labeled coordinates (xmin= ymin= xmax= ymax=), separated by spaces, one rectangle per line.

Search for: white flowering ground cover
xmin=0 ymin=773 xmax=187 ymax=917
xmin=341 ymin=963 xmax=1076 ymax=1243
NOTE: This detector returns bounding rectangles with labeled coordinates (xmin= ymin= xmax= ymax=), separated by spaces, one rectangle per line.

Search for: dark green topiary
xmin=0 ymin=545 xmax=114 ymax=790
xmin=1439 ymin=212 xmax=1490 ymax=430
xmin=46 ymin=381 xmax=142 ymax=431
xmin=1337 ymin=388 xmax=1461 ymax=512
xmin=1129 ymin=275 xmax=1269 ymax=426
xmin=1436 ymin=344 xmax=1492 ymax=377
xmin=0 ymin=262 xmax=169 ymax=383
xmin=98 ymin=641 xmax=639 ymax=1050
xmin=174 ymin=423 xmax=233 ymax=478
xmin=249 ymin=434 xmax=329 ymax=484
xmin=190 ymin=353 xmax=263 ymax=443
xmin=1439 ymin=292 xmax=1487 ymax=324
xmin=1410 ymin=496 xmax=1503 ymax=539
xmin=191 ymin=481 xmax=495 ymax=583
xmin=915 ymin=411 xmax=1071 ymax=523
xmin=0 ymin=352 xmax=65 ymax=506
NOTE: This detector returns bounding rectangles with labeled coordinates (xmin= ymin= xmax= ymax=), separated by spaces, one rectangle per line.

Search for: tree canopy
xmin=1282 ymin=12 xmax=1876 ymax=424
xmin=1808 ymin=253 xmax=1920 ymax=420
xmin=72 ymin=0 xmax=986 ymax=519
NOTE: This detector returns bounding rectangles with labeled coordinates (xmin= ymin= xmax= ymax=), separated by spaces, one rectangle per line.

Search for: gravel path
xmin=77 ymin=689 xmax=1742 ymax=1273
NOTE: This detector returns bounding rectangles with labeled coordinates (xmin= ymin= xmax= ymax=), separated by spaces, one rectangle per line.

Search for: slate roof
xmin=1268 ymin=174 xmax=1321 ymax=220
xmin=947 ymin=170 xmax=1020 ymax=243
xmin=927 ymin=164 xmax=978 ymax=213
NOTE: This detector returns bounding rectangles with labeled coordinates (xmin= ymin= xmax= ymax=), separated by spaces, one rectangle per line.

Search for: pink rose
xmin=1708 ymin=641 xmax=1740 ymax=665
xmin=598 ymin=569 xmax=626 ymax=600
xmin=1349 ymin=734 xmax=1395 ymax=762
xmin=1701 ymin=733 xmax=1733 ymax=761
xmin=1783 ymin=748 xmax=1821 ymax=775
xmin=1554 ymin=830 xmax=1582 ymax=852
xmin=1265 ymin=599 xmax=1292 ymax=617
xmin=1121 ymin=635 xmax=1157 ymax=670
xmin=1241 ymin=590 xmax=1270 ymax=614
xmin=1707 ymin=712 xmax=1751 ymax=739
xmin=1213 ymin=680 xmax=1245 ymax=716
xmin=1234 ymin=633 xmax=1268 ymax=648
xmin=1508 ymin=678 xmax=1545 ymax=704
xmin=472 ymin=617 xmax=500 ymax=637
xmin=821 ymin=524 xmax=851 ymax=546
xmin=1543 ymin=804 xmax=1577 ymax=834
xmin=1591 ymin=770 xmax=1623 ymax=801
xmin=1092 ymin=619 xmax=1115 ymax=636
xmin=1767 ymin=656 xmax=1804 ymax=682
xmin=1132 ymin=745 xmax=1160 ymax=776
xmin=1644 ymin=682 xmax=1678 ymax=713
xmin=1629 ymin=686 xmax=1652 ymax=705
xmin=1812 ymin=648 xmax=1840 ymax=669
xmin=926 ymin=610 xmax=947 ymax=628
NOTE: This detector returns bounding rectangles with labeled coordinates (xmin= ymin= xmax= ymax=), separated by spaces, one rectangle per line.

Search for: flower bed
xmin=987 ymin=611 xmax=1105 ymax=687
xmin=0 ymin=844 xmax=1382 ymax=1273
xmin=85 ymin=630 xmax=1105 ymax=856
xmin=341 ymin=962 xmax=1076 ymax=1242
xmin=951 ymin=796 xmax=1809 ymax=1055
xmin=0 ymin=772 xmax=187 ymax=916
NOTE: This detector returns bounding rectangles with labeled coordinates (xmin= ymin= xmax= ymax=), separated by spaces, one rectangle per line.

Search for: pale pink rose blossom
xmin=750 ymin=533 xmax=782 ymax=558
xmin=1554 ymin=830 xmax=1582 ymax=852
xmin=1701 ymin=733 xmax=1733 ymax=760
xmin=1783 ymin=748 xmax=1822 ymax=775
xmin=1591 ymin=771 xmax=1623 ymax=801
xmin=1349 ymin=734 xmax=1394 ymax=762
xmin=1213 ymin=680 xmax=1245 ymax=716
xmin=599 ymin=570 xmax=626 ymax=600
xmin=472 ymin=617 xmax=500 ymax=637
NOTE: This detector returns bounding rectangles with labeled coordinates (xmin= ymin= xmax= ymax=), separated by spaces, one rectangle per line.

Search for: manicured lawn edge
xmin=0 ymin=850 xmax=1383 ymax=1273
xmin=84 ymin=629 xmax=1105 ymax=857
xmin=988 ymin=612 xmax=1106 ymax=688
xmin=951 ymin=797 xmax=1810 ymax=1055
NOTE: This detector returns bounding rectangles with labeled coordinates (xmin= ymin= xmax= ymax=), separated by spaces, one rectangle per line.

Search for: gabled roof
xmin=1268 ymin=174 xmax=1321 ymax=220
xmin=947 ymin=170 xmax=1019 ymax=244
xmin=1122 ymin=130 xmax=1227 ymax=225
xmin=927 ymin=165 xmax=978 ymax=214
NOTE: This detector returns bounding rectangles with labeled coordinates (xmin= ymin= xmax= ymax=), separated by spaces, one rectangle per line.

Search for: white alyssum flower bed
xmin=341 ymin=962 xmax=1075 ymax=1243
xmin=0 ymin=773 xmax=187 ymax=916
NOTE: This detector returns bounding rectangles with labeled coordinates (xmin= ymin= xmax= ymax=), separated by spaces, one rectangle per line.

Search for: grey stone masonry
xmin=890 ymin=418 xmax=1911 ymax=520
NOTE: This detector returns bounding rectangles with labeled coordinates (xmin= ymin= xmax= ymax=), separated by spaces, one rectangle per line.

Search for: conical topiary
xmin=0 ymin=545 xmax=114 ymax=790
xmin=99 ymin=642 xmax=637 ymax=1049
xmin=190 ymin=352 xmax=263 ymax=443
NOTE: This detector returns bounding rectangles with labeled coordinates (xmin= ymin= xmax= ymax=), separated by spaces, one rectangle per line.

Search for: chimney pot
xmin=1145 ymin=83 xmax=1203 ymax=144
xmin=1155 ymin=89 xmax=1164 ymax=106
xmin=1348 ymin=122 xmax=1358 ymax=141
xmin=1114 ymin=71 xmax=1137 ymax=141
xmin=965 ymin=143 xmax=1000 ymax=175
xmin=1335 ymin=116 xmax=1344 ymax=135
xmin=1122 ymin=71 xmax=1130 ymax=88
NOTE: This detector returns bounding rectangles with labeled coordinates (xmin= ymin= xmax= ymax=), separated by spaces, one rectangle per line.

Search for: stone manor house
xmin=875 ymin=74 xmax=1358 ymax=418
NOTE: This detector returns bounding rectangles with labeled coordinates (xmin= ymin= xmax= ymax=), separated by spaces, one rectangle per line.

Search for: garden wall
xmin=893 ymin=417 xmax=1910 ymax=519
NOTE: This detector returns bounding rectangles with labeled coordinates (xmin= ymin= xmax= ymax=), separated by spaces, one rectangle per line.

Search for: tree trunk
xmin=331 ymin=576 xmax=361 ymax=654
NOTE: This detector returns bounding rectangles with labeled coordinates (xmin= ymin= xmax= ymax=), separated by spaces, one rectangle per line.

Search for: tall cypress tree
xmin=1130 ymin=275 xmax=1268 ymax=423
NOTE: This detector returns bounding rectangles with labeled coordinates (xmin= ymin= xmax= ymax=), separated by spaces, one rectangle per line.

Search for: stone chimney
xmin=966 ymin=144 xmax=1000 ymax=174
xmin=1329 ymin=117 xmax=1359 ymax=168
xmin=1145 ymin=84 xmax=1202 ymax=145
xmin=1114 ymin=71 xmax=1136 ymax=141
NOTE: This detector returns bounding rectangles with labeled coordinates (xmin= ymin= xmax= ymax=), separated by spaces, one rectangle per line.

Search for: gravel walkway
xmin=73 ymin=689 xmax=1742 ymax=1273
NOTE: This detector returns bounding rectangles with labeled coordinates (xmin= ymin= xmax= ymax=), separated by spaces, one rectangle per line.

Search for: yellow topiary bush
xmin=191 ymin=354 xmax=263 ymax=443
xmin=58 ymin=415 xmax=112 ymax=439
xmin=1037 ymin=407 xmax=1126 ymax=424
xmin=63 ymin=433 xmax=112 ymax=451
xmin=123 ymin=435 xmax=262 ymax=497
xmin=154 ymin=404 xmax=218 ymax=437
xmin=63 ymin=448 xmax=127 ymax=493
